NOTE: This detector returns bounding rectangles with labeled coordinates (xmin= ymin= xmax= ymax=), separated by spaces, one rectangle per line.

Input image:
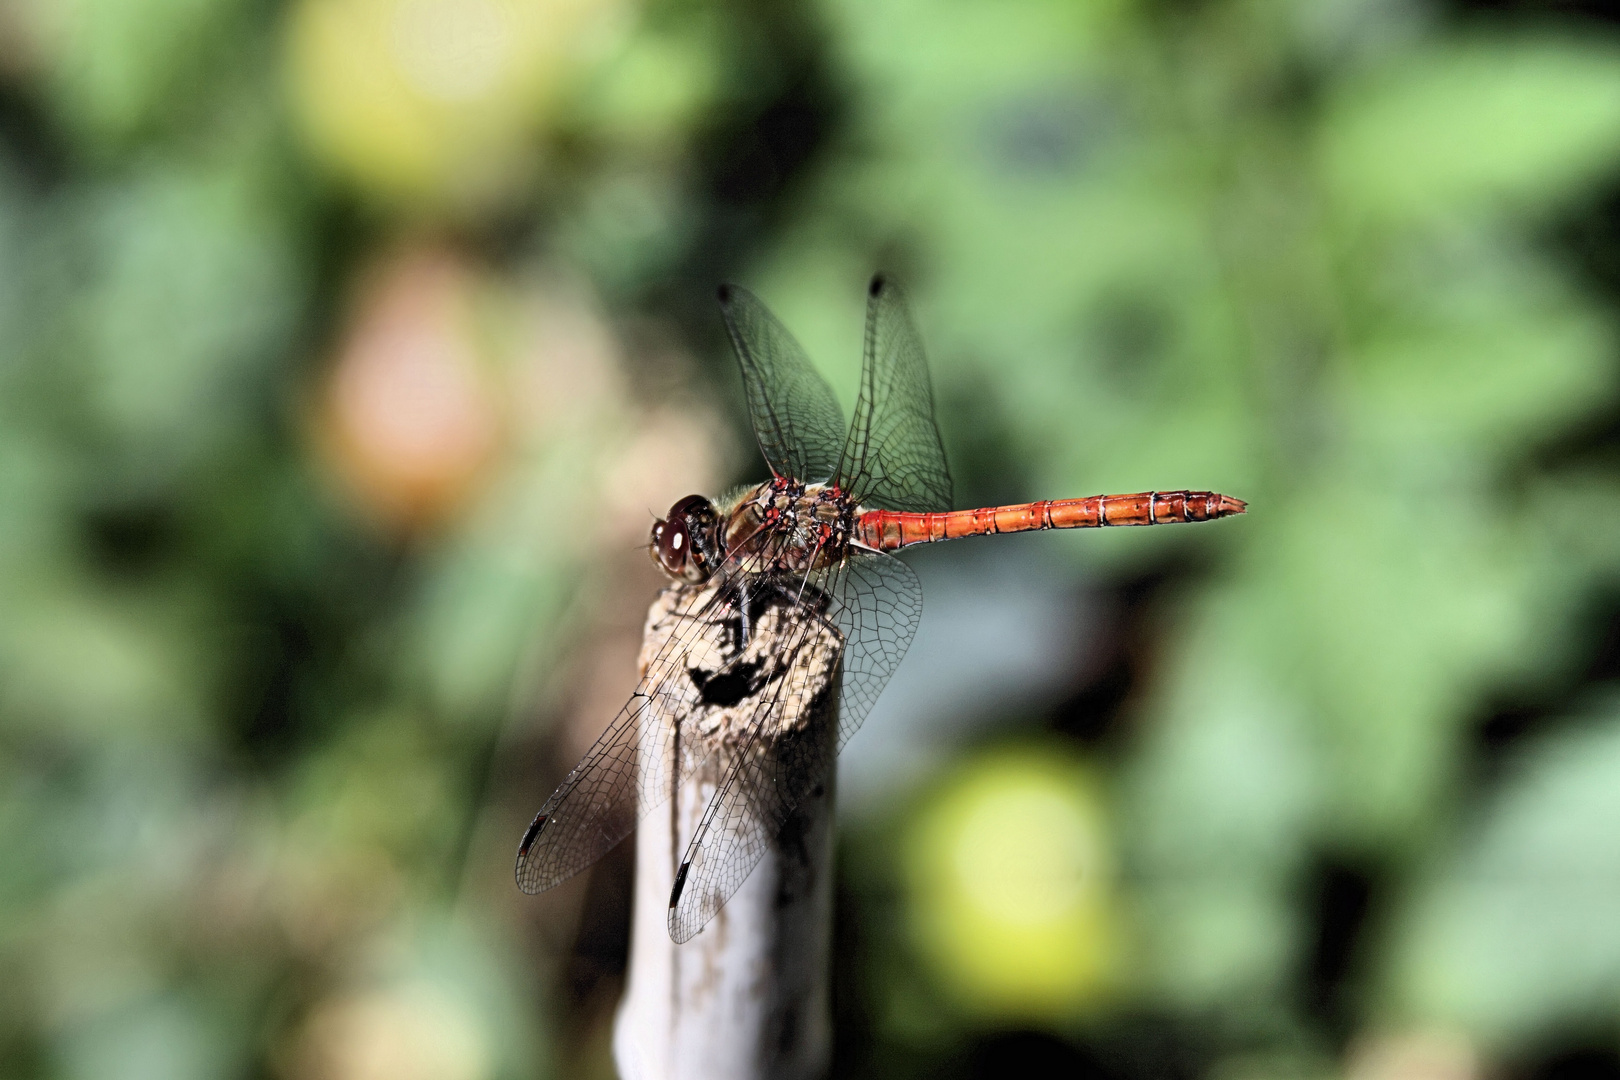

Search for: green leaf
xmin=1122 ymin=584 xmax=1319 ymax=1012
xmin=1318 ymin=38 xmax=1620 ymax=222
xmin=70 ymin=157 xmax=299 ymax=485
xmin=0 ymin=582 xmax=211 ymax=741
xmin=1253 ymin=469 xmax=1543 ymax=843
xmin=20 ymin=0 xmax=248 ymax=148
xmin=1348 ymin=294 xmax=1612 ymax=453
xmin=1384 ymin=694 xmax=1620 ymax=1046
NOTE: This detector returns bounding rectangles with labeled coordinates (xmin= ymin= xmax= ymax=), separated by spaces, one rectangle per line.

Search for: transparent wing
xmin=835 ymin=275 xmax=953 ymax=513
xmin=665 ymin=581 xmax=840 ymax=943
xmin=668 ymin=550 xmax=922 ymax=942
xmin=718 ymin=284 xmax=847 ymax=485
xmin=825 ymin=547 xmax=924 ymax=750
xmin=514 ymin=546 xmax=775 ymax=895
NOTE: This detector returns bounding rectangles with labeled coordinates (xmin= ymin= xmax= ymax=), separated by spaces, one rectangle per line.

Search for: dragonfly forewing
xmin=719 ymin=284 xmax=847 ymax=487
xmin=666 ymin=572 xmax=845 ymax=942
xmin=836 ymin=276 xmax=953 ymax=514
xmin=514 ymin=551 xmax=776 ymax=894
xmin=667 ymin=549 xmax=921 ymax=941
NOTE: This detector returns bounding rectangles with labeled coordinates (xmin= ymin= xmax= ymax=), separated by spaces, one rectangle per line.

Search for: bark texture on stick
xmin=613 ymin=585 xmax=839 ymax=1080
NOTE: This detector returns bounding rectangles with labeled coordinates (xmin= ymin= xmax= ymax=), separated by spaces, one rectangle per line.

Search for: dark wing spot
xmin=670 ymin=859 xmax=691 ymax=908
xmin=518 ymin=814 xmax=547 ymax=856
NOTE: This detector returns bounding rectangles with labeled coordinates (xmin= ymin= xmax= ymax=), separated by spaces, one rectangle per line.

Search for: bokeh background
xmin=5 ymin=0 xmax=1620 ymax=1077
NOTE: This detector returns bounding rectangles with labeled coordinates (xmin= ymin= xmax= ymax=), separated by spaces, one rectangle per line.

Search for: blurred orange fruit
xmin=319 ymin=247 xmax=501 ymax=527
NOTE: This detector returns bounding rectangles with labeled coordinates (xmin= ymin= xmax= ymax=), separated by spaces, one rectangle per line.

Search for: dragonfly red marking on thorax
xmin=517 ymin=274 xmax=1246 ymax=943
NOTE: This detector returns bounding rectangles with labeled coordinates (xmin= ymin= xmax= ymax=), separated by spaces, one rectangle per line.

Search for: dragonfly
xmin=516 ymin=275 xmax=1246 ymax=942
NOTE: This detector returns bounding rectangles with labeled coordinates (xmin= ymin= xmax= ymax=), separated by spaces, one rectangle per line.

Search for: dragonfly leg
xmin=737 ymin=578 xmax=753 ymax=645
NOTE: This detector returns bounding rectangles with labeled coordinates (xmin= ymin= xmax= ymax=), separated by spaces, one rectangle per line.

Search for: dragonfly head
xmin=651 ymin=494 xmax=719 ymax=583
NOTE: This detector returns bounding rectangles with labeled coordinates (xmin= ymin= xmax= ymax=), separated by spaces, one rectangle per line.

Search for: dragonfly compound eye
xmin=654 ymin=495 xmax=718 ymax=582
xmin=651 ymin=516 xmax=690 ymax=577
xmin=649 ymin=519 xmax=671 ymax=569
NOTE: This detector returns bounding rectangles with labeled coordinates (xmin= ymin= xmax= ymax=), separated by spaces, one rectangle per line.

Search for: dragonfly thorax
xmin=723 ymin=478 xmax=856 ymax=577
xmin=651 ymin=480 xmax=856 ymax=587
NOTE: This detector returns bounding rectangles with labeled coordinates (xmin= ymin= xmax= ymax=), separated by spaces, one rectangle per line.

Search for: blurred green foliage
xmin=4 ymin=0 xmax=1620 ymax=1078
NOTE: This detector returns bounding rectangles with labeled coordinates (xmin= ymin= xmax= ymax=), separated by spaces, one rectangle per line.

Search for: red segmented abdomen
xmin=856 ymin=491 xmax=1246 ymax=552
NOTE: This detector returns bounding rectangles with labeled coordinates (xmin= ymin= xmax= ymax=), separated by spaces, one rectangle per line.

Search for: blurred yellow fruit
xmin=903 ymin=744 xmax=1120 ymax=1020
xmin=285 ymin=0 xmax=625 ymax=209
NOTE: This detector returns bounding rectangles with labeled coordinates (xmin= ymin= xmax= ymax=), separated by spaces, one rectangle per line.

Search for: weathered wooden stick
xmin=612 ymin=587 xmax=838 ymax=1080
